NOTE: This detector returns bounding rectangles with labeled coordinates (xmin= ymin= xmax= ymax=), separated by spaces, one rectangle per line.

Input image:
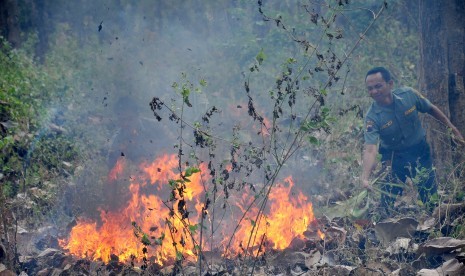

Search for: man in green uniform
xmin=361 ymin=67 xmax=464 ymax=209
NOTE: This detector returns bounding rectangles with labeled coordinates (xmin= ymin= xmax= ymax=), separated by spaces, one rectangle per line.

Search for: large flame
xmin=60 ymin=154 xmax=320 ymax=264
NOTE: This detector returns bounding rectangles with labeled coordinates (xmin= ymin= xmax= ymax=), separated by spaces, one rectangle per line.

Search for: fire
xmin=224 ymin=176 xmax=315 ymax=255
xmin=141 ymin=154 xmax=178 ymax=188
xmin=107 ymin=157 xmax=125 ymax=182
xmin=60 ymin=154 xmax=320 ymax=265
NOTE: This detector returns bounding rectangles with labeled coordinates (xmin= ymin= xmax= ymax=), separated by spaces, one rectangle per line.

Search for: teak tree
xmin=419 ymin=0 xmax=465 ymax=176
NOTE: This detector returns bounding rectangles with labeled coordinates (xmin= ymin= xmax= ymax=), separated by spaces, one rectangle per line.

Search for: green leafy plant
xmin=0 ymin=35 xmax=82 ymax=270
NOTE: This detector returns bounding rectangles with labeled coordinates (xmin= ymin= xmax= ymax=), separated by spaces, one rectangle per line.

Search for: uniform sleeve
xmin=411 ymin=88 xmax=432 ymax=113
xmin=364 ymin=114 xmax=379 ymax=145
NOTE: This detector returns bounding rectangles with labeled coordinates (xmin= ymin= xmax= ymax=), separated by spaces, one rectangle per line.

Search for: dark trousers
xmin=380 ymin=139 xmax=437 ymax=209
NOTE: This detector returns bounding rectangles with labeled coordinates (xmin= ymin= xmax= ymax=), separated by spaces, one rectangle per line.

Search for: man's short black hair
xmin=366 ymin=67 xmax=391 ymax=82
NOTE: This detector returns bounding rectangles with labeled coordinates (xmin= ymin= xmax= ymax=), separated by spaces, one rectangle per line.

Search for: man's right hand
xmin=362 ymin=179 xmax=373 ymax=191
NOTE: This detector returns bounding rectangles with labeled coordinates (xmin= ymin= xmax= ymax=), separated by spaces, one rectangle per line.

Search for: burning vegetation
xmin=59 ymin=154 xmax=323 ymax=265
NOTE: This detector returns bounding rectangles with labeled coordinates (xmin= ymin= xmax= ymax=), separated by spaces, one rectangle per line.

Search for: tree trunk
xmin=0 ymin=0 xmax=21 ymax=47
xmin=419 ymin=0 xmax=465 ymax=179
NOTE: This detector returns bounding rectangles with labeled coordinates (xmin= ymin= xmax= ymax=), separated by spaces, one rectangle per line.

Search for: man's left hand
xmin=452 ymin=129 xmax=465 ymax=146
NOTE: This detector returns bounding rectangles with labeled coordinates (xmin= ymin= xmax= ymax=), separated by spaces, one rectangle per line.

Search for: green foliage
xmin=1 ymin=180 xmax=16 ymax=198
xmin=456 ymin=191 xmax=464 ymax=201
xmin=188 ymin=224 xmax=199 ymax=234
xmin=30 ymin=135 xmax=79 ymax=170
xmin=255 ymin=48 xmax=266 ymax=65
xmin=0 ymin=38 xmax=46 ymax=129
xmin=0 ymin=135 xmax=14 ymax=150
xmin=171 ymin=73 xmax=209 ymax=108
xmin=0 ymin=36 xmax=80 ymax=220
xmin=199 ymin=79 xmax=207 ymax=87
xmin=132 ymin=221 xmax=152 ymax=246
xmin=175 ymin=250 xmax=183 ymax=261
xmin=184 ymin=167 xmax=201 ymax=178
xmin=141 ymin=234 xmax=151 ymax=246
xmin=452 ymin=223 xmax=465 ymax=239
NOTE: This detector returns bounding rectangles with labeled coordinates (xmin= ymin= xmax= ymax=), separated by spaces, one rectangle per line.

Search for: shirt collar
xmin=372 ymin=92 xmax=402 ymax=113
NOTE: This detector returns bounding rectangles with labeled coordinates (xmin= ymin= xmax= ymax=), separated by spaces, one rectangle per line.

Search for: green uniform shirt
xmin=364 ymin=87 xmax=432 ymax=151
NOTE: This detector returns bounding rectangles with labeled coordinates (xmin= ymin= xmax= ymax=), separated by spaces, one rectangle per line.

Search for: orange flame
xmin=108 ymin=157 xmax=126 ymax=181
xmin=141 ymin=154 xmax=178 ymax=188
xmin=60 ymin=154 xmax=320 ymax=265
xmin=224 ymin=176 xmax=314 ymax=255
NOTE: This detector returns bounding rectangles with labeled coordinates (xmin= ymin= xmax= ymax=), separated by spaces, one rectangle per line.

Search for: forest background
xmin=1 ymin=0 xmax=464 ymax=273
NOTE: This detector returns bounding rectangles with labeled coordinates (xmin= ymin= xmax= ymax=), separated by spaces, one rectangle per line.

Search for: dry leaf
xmin=418 ymin=237 xmax=465 ymax=256
xmin=375 ymin=217 xmax=418 ymax=246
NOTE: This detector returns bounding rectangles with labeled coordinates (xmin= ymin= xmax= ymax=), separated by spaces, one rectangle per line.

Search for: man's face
xmin=366 ymin=72 xmax=393 ymax=106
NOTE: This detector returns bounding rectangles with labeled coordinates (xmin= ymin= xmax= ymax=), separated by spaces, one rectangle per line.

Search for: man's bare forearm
xmin=428 ymin=105 xmax=465 ymax=141
xmin=362 ymin=144 xmax=378 ymax=182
